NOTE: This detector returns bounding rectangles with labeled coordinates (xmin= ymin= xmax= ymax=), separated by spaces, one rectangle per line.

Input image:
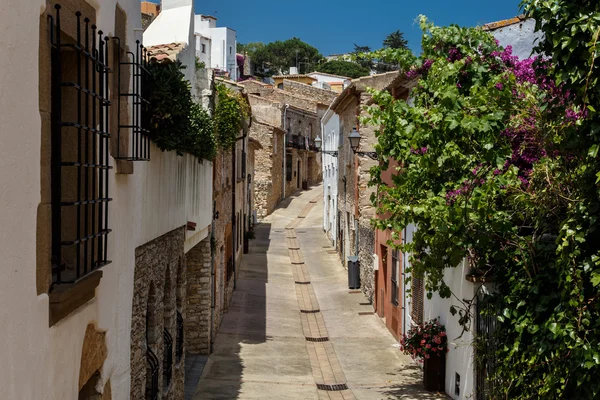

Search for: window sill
xmin=49 ymin=270 xmax=103 ymax=326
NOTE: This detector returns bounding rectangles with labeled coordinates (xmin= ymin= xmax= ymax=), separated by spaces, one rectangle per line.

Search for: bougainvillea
xmin=400 ymin=318 xmax=448 ymax=361
xmin=365 ymin=13 xmax=599 ymax=399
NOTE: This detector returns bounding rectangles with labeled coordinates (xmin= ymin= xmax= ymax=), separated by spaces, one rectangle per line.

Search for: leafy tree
xmin=383 ymin=29 xmax=409 ymax=50
xmin=352 ymin=44 xmax=373 ymax=70
xmin=236 ymin=42 xmax=264 ymax=56
xmin=250 ymin=37 xmax=324 ymax=77
xmin=316 ymin=60 xmax=370 ymax=79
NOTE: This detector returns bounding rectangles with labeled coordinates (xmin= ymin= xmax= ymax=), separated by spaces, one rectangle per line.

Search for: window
xmin=391 ymin=250 xmax=400 ymax=306
xmin=49 ymin=4 xmax=112 ymax=284
xmin=201 ymin=43 xmax=206 ymax=53
xmin=278 ymin=83 xmax=283 ymax=89
xmin=229 ymin=46 xmax=232 ymax=55
xmin=411 ymin=275 xmax=424 ymax=324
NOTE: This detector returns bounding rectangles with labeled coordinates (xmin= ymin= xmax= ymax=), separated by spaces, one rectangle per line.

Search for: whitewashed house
xmin=321 ymin=108 xmax=341 ymax=246
xmin=0 ymin=0 xmax=214 ymax=398
xmin=194 ymin=14 xmax=238 ymax=80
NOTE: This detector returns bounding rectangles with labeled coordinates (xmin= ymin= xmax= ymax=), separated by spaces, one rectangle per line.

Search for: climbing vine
xmin=147 ymin=61 xmax=215 ymax=161
xmin=364 ymin=12 xmax=600 ymax=399
xmin=214 ymin=83 xmax=249 ymax=150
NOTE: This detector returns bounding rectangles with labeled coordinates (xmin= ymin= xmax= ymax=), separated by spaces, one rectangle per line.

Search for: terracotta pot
xmin=423 ymin=352 xmax=446 ymax=392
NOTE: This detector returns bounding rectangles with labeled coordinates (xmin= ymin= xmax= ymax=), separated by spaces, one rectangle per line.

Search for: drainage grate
xmin=316 ymin=383 xmax=349 ymax=391
xmin=348 ymin=290 xmax=362 ymax=294
xmin=295 ymin=281 xmax=311 ymax=285
xmin=300 ymin=309 xmax=320 ymax=313
xmin=358 ymin=311 xmax=374 ymax=316
xmin=296 ymin=230 xmax=307 ymax=233
xmin=273 ymin=230 xmax=284 ymax=233
xmin=306 ymin=336 xmax=329 ymax=342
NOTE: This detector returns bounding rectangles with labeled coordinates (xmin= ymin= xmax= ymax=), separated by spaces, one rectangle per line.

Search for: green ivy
xmin=214 ymin=83 xmax=249 ymax=150
xmin=147 ymin=61 xmax=215 ymax=161
xmin=364 ymin=13 xmax=600 ymax=399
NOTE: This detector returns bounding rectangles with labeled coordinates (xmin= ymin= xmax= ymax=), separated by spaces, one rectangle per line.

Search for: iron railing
xmin=285 ymin=134 xmax=317 ymax=151
xmin=146 ymin=346 xmax=159 ymax=400
xmin=114 ymin=38 xmax=151 ymax=161
xmin=49 ymin=5 xmax=112 ymax=284
xmin=176 ymin=311 xmax=184 ymax=362
xmin=163 ymin=329 xmax=173 ymax=388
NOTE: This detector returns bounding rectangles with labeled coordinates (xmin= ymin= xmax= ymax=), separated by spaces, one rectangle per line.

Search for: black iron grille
xmin=300 ymin=309 xmax=320 ymax=314
xmin=316 ymin=383 xmax=349 ymax=391
xmin=305 ymin=337 xmax=329 ymax=342
xmin=146 ymin=346 xmax=159 ymax=400
xmin=163 ymin=328 xmax=173 ymax=388
xmin=49 ymin=5 xmax=112 ymax=284
xmin=176 ymin=311 xmax=184 ymax=362
xmin=114 ymin=38 xmax=151 ymax=161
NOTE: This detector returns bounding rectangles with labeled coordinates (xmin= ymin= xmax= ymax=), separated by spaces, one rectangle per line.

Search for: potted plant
xmin=244 ymin=228 xmax=256 ymax=254
xmin=400 ymin=318 xmax=448 ymax=392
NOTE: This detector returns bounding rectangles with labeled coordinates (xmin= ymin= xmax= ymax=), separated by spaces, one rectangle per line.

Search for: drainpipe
xmin=210 ymin=202 xmax=216 ymax=353
xmin=282 ymin=104 xmax=289 ymax=200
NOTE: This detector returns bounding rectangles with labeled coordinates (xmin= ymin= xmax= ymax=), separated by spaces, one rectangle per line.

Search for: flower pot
xmin=423 ymin=352 xmax=446 ymax=392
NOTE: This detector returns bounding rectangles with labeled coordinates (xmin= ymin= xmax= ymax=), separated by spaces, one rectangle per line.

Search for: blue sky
xmin=150 ymin=0 xmax=524 ymax=55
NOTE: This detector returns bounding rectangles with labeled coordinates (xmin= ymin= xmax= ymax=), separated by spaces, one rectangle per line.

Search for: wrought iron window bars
xmin=176 ymin=311 xmax=184 ymax=362
xmin=163 ymin=328 xmax=173 ymax=388
xmin=49 ymin=5 xmax=112 ymax=284
xmin=114 ymin=38 xmax=151 ymax=161
xmin=146 ymin=346 xmax=160 ymax=400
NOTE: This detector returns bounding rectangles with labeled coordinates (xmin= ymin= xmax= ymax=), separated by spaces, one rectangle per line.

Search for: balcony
xmin=285 ymin=134 xmax=318 ymax=152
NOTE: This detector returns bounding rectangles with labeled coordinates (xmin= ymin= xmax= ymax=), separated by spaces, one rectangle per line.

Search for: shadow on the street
xmin=189 ymin=223 xmax=272 ymax=399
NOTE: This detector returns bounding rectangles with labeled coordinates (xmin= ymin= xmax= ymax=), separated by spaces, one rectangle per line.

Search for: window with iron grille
xmin=391 ymin=249 xmax=399 ymax=306
xmin=49 ymin=5 xmax=113 ymax=284
xmin=163 ymin=328 xmax=173 ymax=389
xmin=113 ymin=38 xmax=151 ymax=161
xmin=411 ymin=275 xmax=424 ymax=324
xmin=176 ymin=311 xmax=183 ymax=363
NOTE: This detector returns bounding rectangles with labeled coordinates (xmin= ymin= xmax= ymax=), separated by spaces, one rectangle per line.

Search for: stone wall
xmin=211 ymin=149 xmax=234 ymax=338
xmin=185 ymin=236 xmax=211 ymax=354
xmin=282 ymin=79 xmax=337 ymax=106
xmin=248 ymin=94 xmax=283 ymax=128
xmin=358 ymin=222 xmax=376 ymax=302
xmin=240 ymin=80 xmax=319 ymax=113
xmin=251 ymin=121 xmax=284 ymax=219
xmin=130 ymin=227 xmax=185 ymax=400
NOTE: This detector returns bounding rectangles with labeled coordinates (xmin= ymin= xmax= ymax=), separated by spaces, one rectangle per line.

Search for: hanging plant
xmin=214 ymin=83 xmax=249 ymax=150
xmin=147 ymin=60 xmax=216 ymax=161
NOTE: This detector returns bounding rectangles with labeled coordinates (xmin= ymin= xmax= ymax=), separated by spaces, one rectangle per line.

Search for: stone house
xmin=241 ymin=79 xmax=329 ymax=219
xmin=330 ymin=71 xmax=403 ymax=303
xmin=0 ymin=0 xmax=218 ymax=399
xmin=272 ymin=73 xmax=317 ymax=89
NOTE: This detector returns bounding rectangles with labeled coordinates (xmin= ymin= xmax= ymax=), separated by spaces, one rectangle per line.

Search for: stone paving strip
xmin=286 ymin=199 xmax=357 ymax=400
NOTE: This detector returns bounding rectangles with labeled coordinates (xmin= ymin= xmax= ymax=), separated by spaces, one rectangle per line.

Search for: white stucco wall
xmin=490 ymin=18 xmax=542 ymax=60
xmin=423 ymin=261 xmax=477 ymax=400
xmin=308 ymin=72 xmax=350 ymax=84
xmin=0 ymin=1 xmax=212 ymax=399
xmin=322 ymin=109 xmax=339 ymax=245
xmin=194 ymin=16 xmax=237 ymax=81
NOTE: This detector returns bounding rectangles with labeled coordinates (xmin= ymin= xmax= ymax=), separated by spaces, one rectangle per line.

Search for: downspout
xmin=210 ymin=202 xmax=216 ymax=353
xmin=282 ymin=104 xmax=289 ymax=200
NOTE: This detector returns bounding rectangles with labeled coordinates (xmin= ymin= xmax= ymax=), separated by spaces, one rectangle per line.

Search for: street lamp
xmin=348 ymin=128 xmax=378 ymax=160
xmin=314 ymin=136 xmax=338 ymax=157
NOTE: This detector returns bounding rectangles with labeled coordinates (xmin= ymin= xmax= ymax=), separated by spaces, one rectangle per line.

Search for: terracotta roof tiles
xmin=146 ymin=42 xmax=187 ymax=64
xmin=482 ymin=15 xmax=527 ymax=31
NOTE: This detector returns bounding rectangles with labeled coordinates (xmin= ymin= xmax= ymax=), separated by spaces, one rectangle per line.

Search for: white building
xmin=0 ymin=0 xmax=214 ymax=399
xmin=308 ymin=71 xmax=352 ymax=93
xmin=321 ymin=108 xmax=340 ymax=246
xmin=194 ymin=14 xmax=238 ymax=81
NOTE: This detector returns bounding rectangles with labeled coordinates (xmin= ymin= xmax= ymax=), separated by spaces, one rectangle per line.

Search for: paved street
xmin=192 ymin=185 xmax=445 ymax=399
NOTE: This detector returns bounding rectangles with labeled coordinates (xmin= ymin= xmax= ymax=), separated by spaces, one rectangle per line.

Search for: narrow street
xmin=191 ymin=186 xmax=445 ymax=400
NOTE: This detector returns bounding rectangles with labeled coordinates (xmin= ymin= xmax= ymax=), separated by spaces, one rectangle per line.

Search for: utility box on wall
xmin=347 ymin=256 xmax=360 ymax=289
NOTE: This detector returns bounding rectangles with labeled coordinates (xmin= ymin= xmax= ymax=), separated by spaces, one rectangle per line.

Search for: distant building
xmin=194 ymin=15 xmax=238 ymax=81
xmin=272 ymin=74 xmax=317 ymax=89
xmin=307 ymin=71 xmax=352 ymax=93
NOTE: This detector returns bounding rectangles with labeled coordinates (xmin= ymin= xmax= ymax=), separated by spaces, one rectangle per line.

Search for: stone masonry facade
xmin=185 ymin=235 xmax=211 ymax=354
xmin=130 ymin=227 xmax=185 ymax=400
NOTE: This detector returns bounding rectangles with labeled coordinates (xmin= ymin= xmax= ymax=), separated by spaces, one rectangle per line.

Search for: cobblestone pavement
xmin=192 ymin=185 xmax=447 ymax=399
